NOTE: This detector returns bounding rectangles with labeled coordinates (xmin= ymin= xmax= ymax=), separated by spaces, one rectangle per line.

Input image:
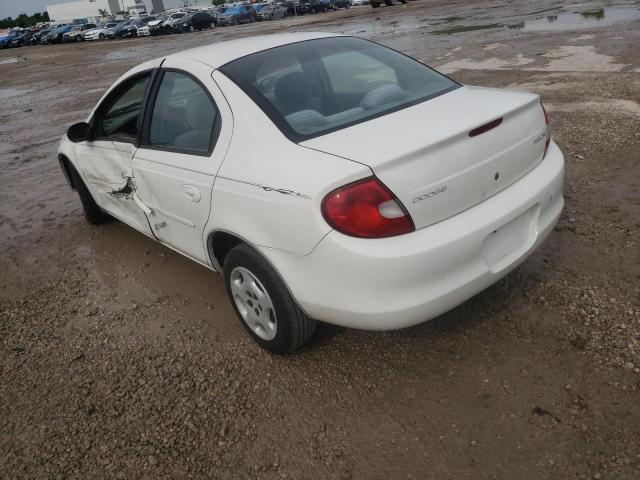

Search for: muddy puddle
xmin=0 ymin=87 xmax=31 ymax=99
xmin=0 ymin=56 xmax=26 ymax=65
xmin=430 ymin=6 xmax=640 ymax=35
xmin=511 ymin=6 xmax=640 ymax=31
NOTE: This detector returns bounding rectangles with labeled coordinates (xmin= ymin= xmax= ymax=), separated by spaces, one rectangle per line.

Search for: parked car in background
xmin=0 ymin=31 xmax=18 ymax=49
xmin=142 ymin=14 xmax=175 ymax=36
xmin=332 ymin=0 xmax=352 ymax=9
xmin=32 ymin=28 xmax=51 ymax=44
xmin=45 ymin=24 xmax=72 ymax=44
xmin=163 ymin=12 xmax=189 ymax=32
xmin=284 ymin=1 xmax=313 ymax=15
xmin=84 ymin=22 xmax=120 ymax=41
xmin=178 ymin=12 xmax=213 ymax=32
xmin=63 ymin=23 xmax=97 ymax=43
xmin=258 ymin=4 xmax=288 ymax=20
xmin=105 ymin=21 xmax=132 ymax=39
xmin=217 ymin=5 xmax=255 ymax=26
xmin=212 ymin=7 xmax=229 ymax=26
xmin=38 ymin=29 xmax=54 ymax=44
xmin=306 ymin=0 xmax=333 ymax=13
xmin=173 ymin=13 xmax=194 ymax=32
xmin=4 ymin=30 xmax=34 ymax=48
xmin=119 ymin=17 xmax=155 ymax=38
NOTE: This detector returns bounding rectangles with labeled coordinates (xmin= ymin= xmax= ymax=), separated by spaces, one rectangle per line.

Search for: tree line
xmin=0 ymin=12 xmax=50 ymax=29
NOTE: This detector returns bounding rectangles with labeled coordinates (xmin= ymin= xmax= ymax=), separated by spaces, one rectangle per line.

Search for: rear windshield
xmin=220 ymin=36 xmax=458 ymax=142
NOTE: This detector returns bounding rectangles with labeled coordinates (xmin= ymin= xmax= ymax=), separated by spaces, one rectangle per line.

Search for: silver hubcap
xmin=229 ymin=267 xmax=277 ymax=341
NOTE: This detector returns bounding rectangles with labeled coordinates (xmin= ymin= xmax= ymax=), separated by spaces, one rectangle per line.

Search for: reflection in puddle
xmin=510 ymin=7 xmax=640 ymax=32
xmin=430 ymin=6 xmax=640 ymax=35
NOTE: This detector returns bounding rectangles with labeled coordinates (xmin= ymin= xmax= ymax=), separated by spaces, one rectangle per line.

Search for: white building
xmin=161 ymin=0 xmax=217 ymax=9
xmin=47 ymin=0 xmax=166 ymax=22
xmin=48 ymin=0 xmax=118 ymax=22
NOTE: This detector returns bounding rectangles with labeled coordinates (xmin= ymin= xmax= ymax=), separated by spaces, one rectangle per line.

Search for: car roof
xmin=167 ymin=32 xmax=341 ymax=70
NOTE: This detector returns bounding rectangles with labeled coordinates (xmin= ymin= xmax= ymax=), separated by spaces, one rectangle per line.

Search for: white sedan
xmin=58 ymin=33 xmax=564 ymax=354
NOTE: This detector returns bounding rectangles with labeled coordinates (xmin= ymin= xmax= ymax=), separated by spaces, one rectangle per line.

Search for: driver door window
xmin=98 ymin=73 xmax=150 ymax=142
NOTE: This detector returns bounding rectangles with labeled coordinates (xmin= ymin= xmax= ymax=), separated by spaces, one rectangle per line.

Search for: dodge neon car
xmin=58 ymin=33 xmax=564 ymax=354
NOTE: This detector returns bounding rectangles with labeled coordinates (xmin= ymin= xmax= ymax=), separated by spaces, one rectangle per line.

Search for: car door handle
xmin=181 ymin=184 xmax=201 ymax=203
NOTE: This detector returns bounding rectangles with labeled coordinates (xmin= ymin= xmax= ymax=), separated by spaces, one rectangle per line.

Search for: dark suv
xmin=179 ymin=12 xmax=213 ymax=32
xmin=306 ymin=0 xmax=332 ymax=12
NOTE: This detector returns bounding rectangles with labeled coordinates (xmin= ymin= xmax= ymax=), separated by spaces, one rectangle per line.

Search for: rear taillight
xmin=541 ymin=102 xmax=551 ymax=158
xmin=321 ymin=177 xmax=414 ymax=238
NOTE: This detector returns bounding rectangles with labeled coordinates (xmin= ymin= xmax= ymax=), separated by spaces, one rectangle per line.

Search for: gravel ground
xmin=1 ymin=0 xmax=639 ymax=478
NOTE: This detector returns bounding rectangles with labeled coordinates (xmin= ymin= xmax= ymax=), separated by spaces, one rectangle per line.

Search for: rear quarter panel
xmin=208 ymin=71 xmax=371 ymax=257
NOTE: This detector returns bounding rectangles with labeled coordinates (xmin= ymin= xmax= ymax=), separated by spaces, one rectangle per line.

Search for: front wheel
xmin=68 ymin=163 xmax=110 ymax=225
xmin=98 ymin=33 xmax=105 ymax=41
xmin=224 ymin=244 xmax=316 ymax=354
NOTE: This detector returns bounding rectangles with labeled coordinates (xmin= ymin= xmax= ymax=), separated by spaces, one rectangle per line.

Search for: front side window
xmin=99 ymin=73 xmax=150 ymax=141
xmin=148 ymin=71 xmax=218 ymax=154
xmin=220 ymin=36 xmax=459 ymax=141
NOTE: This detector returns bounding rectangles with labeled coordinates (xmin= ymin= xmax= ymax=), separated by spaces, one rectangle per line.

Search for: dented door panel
xmin=74 ymin=140 xmax=154 ymax=237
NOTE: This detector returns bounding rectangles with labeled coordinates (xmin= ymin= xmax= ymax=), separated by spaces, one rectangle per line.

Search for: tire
xmin=98 ymin=33 xmax=105 ymax=41
xmin=224 ymin=244 xmax=315 ymax=354
xmin=68 ymin=163 xmax=110 ymax=225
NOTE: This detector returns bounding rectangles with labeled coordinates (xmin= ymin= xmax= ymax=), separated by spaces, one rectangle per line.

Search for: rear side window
xmin=148 ymin=71 xmax=218 ymax=154
xmin=220 ymin=36 xmax=458 ymax=142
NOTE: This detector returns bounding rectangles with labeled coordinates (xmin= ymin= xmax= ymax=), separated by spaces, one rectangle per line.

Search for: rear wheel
xmin=68 ymin=163 xmax=110 ymax=225
xmin=98 ymin=33 xmax=105 ymax=40
xmin=224 ymin=244 xmax=315 ymax=354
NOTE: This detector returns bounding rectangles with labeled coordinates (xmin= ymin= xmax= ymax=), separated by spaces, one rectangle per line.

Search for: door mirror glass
xmin=67 ymin=122 xmax=92 ymax=143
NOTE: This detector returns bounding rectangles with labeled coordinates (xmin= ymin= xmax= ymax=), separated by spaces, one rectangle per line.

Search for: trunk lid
xmin=302 ymin=86 xmax=548 ymax=229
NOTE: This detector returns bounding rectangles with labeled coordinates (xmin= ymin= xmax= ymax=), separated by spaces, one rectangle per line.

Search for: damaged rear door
xmin=74 ymin=70 xmax=155 ymax=237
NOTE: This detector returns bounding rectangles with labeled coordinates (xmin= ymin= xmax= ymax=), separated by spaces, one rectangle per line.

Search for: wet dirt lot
xmin=1 ymin=0 xmax=639 ymax=478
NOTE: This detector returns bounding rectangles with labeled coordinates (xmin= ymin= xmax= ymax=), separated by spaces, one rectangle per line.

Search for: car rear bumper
xmin=263 ymin=140 xmax=565 ymax=330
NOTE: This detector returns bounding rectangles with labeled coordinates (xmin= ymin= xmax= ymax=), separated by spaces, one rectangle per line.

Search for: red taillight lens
xmin=321 ymin=177 xmax=415 ymax=238
xmin=541 ymin=102 xmax=551 ymax=158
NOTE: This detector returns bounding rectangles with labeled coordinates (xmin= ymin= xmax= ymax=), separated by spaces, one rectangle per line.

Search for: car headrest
xmin=360 ymin=84 xmax=407 ymax=110
xmin=274 ymin=72 xmax=313 ymax=113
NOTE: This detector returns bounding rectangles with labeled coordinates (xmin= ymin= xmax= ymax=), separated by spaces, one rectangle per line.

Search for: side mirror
xmin=67 ymin=122 xmax=93 ymax=143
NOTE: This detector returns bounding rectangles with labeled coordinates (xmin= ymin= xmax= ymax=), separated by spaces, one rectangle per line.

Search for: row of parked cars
xmin=0 ymin=0 xmax=372 ymax=49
